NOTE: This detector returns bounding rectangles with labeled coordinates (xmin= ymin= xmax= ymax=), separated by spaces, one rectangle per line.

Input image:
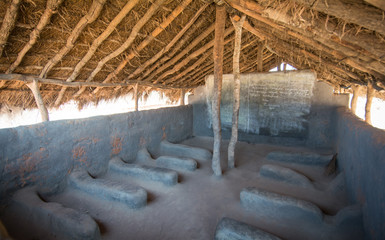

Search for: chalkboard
xmin=205 ymin=71 xmax=316 ymax=138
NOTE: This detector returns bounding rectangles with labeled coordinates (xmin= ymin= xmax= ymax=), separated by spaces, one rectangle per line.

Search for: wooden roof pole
xmin=180 ymin=89 xmax=185 ymax=106
xmin=75 ymin=0 xmax=168 ymax=97
xmin=0 ymin=74 xmax=186 ymax=89
xmin=257 ymin=43 xmax=264 ymax=72
xmin=157 ymin=28 xmax=234 ymax=84
xmin=128 ymin=3 xmax=209 ymax=80
xmin=39 ymin=0 xmax=107 ymax=78
xmin=54 ymin=0 xmax=140 ymax=106
xmin=96 ymin=3 xmax=210 ymax=95
xmin=350 ymin=84 xmax=360 ymax=114
xmin=290 ymin=0 xmax=385 ymax=36
xmin=134 ymin=17 xmax=209 ymax=86
xmin=26 ymin=80 xmax=49 ymax=122
xmin=141 ymin=23 xmax=216 ymax=84
xmin=6 ymin=0 xmax=63 ymax=74
xmin=227 ymin=0 xmax=385 ymax=78
xmin=88 ymin=0 xmax=193 ymax=95
xmin=0 ymin=0 xmax=21 ymax=57
xmin=211 ymin=2 xmax=226 ymax=176
xmin=228 ymin=14 xmax=246 ymax=169
xmin=365 ymin=81 xmax=375 ymax=124
xmin=133 ymin=83 xmax=139 ymax=111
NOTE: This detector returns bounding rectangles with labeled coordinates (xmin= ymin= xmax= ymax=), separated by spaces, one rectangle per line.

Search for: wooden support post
xmin=26 ymin=80 xmax=49 ymax=122
xmin=180 ymin=89 xmax=185 ymax=106
xmin=365 ymin=81 xmax=374 ymax=124
xmin=283 ymin=62 xmax=287 ymax=72
xmin=277 ymin=57 xmax=282 ymax=71
xmin=257 ymin=43 xmax=263 ymax=72
xmin=228 ymin=14 xmax=245 ymax=169
xmin=211 ymin=3 xmax=226 ymax=176
xmin=350 ymin=84 xmax=359 ymax=114
xmin=133 ymin=83 xmax=139 ymax=111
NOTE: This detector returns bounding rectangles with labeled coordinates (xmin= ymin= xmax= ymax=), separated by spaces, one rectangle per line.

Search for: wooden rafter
xmin=156 ymin=27 xmax=234 ymax=84
xmin=39 ymin=0 xmax=107 ymax=78
xmin=85 ymin=0 xmax=193 ymax=96
xmin=290 ymin=0 xmax=385 ymax=36
xmin=142 ymin=23 xmax=216 ymax=84
xmin=54 ymin=0 xmax=140 ymax=106
xmin=0 ymin=0 xmax=21 ymax=57
xmin=6 ymin=0 xmax=63 ymax=74
xmin=96 ymin=3 xmax=210 ymax=94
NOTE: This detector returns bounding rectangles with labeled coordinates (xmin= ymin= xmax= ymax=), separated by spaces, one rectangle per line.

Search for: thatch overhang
xmin=0 ymin=0 xmax=384 ymax=110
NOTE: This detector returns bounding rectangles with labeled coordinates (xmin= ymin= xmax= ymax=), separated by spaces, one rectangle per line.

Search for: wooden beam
xmin=257 ymin=43 xmax=264 ymax=72
xmin=39 ymin=0 xmax=107 ymax=78
xmin=75 ymin=0 xmax=168 ymax=97
xmin=133 ymin=83 xmax=139 ymax=111
xmin=117 ymin=3 xmax=209 ymax=84
xmin=6 ymin=0 xmax=63 ymax=74
xmin=212 ymin=3 xmax=226 ymax=176
xmin=180 ymin=89 xmax=185 ymax=106
xmin=134 ymin=16 xmax=209 ymax=84
xmin=0 ymin=0 xmax=21 ymax=56
xmin=26 ymin=80 xmax=49 ymax=122
xmin=291 ymin=0 xmax=385 ymax=36
xmin=228 ymin=14 xmax=245 ymax=169
xmin=54 ymin=0 xmax=140 ymax=106
xmin=365 ymin=81 xmax=375 ymax=124
xmin=350 ymin=84 xmax=360 ymax=114
xmin=364 ymin=0 xmax=385 ymax=11
xmin=156 ymin=28 xmax=234 ymax=84
xmin=229 ymin=0 xmax=385 ymax=78
xmin=143 ymin=23 xmax=216 ymax=84
xmin=0 ymin=74 xmax=186 ymax=89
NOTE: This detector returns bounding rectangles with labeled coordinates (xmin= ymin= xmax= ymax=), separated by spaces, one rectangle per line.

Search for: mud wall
xmin=335 ymin=108 xmax=385 ymax=239
xmin=0 ymin=106 xmax=192 ymax=199
xmin=190 ymin=70 xmax=348 ymax=147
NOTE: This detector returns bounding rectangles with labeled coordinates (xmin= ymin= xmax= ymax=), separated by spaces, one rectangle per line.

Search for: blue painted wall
xmin=336 ymin=108 xmax=385 ymax=239
xmin=0 ymin=106 xmax=192 ymax=200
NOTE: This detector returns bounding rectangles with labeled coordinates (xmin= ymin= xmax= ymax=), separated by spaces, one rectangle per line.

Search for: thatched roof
xmin=0 ymin=0 xmax=384 ymax=109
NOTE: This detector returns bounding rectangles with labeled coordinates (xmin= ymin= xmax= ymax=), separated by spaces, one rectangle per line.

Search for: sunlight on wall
xmin=0 ymin=91 xmax=179 ymax=129
xmin=349 ymin=94 xmax=385 ymax=130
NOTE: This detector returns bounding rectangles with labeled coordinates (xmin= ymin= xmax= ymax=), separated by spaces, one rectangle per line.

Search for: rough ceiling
xmin=0 ymin=0 xmax=384 ymax=109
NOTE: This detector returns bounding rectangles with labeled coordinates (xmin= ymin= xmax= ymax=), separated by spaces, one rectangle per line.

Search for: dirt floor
xmin=5 ymin=136 xmax=354 ymax=240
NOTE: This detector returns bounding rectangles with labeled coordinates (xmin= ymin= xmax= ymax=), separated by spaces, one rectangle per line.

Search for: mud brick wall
xmin=0 ymin=106 xmax=193 ymax=200
xmin=335 ymin=108 xmax=385 ymax=239
xmin=190 ymin=70 xmax=348 ymax=147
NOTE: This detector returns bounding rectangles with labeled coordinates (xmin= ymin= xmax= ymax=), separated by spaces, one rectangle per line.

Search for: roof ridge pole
xmin=26 ymin=80 xmax=49 ymax=122
xmin=6 ymin=0 xmax=63 ymax=74
xmin=365 ymin=80 xmax=374 ymax=124
xmin=39 ymin=0 xmax=107 ymax=78
xmin=54 ymin=0 xmax=140 ymax=106
xmin=211 ymin=2 xmax=226 ymax=176
xmin=228 ymin=14 xmax=246 ymax=169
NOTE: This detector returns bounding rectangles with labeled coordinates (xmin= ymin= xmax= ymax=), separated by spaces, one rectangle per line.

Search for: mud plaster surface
xmin=41 ymin=137 xmax=346 ymax=240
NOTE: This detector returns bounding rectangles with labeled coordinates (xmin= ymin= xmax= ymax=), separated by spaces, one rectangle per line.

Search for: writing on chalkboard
xmin=205 ymin=71 xmax=316 ymax=138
